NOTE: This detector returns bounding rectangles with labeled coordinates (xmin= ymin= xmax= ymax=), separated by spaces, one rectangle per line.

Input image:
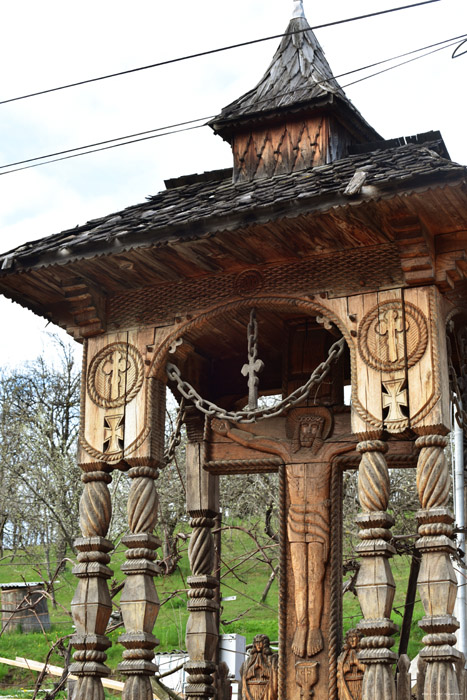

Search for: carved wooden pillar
xmin=185 ymin=411 xmax=219 ymax=700
xmin=70 ymin=465 xmax=113 ymax=700
xmin=76 ymin=331 xmax=170 ymax=699
xmin=355 ymin=439 xmax=397 ymax=700
xmin=118 ymin=377 xmax=166 ymax=699
xmin=415 ymin=433 xmax=460 ymax=700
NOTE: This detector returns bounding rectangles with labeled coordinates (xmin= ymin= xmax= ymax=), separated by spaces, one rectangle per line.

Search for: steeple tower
xmin=210 ymin=0 xmax=380 ymax=182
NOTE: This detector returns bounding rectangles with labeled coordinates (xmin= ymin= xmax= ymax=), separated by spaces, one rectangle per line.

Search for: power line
xmin=0 ymin=31 xmax=461 ymax=178
xmin=0 ymin=116 xmax=212 ymax=170
xmin=342 ymin=36 xmax=462 ymax=88
xmin=0 ymin=0 xmax=440 ymax=107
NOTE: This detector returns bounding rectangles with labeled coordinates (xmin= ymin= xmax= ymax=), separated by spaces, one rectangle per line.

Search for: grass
xmin=0 ymin=524 xmax=425 ymax=693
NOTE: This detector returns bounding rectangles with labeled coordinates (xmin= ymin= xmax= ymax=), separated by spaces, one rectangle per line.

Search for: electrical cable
xmin=342 ymin=36 xmax=462 ymax=88
xmin=0 ymin=0 xmax=441 ymax=107
xmin=0 ymin=30 xmax=462 ymax=178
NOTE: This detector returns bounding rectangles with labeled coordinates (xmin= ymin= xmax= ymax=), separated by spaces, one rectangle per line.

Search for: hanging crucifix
xmin=241 ymin=308 xmax=264 ymax=409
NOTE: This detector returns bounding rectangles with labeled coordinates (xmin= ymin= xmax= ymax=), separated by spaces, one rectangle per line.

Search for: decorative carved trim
xmin=108 ymin=246 xmax=402 ymax=328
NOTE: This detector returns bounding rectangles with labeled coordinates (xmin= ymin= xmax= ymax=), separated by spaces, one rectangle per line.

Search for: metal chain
xmin=166 ymin=336 xmax=345 ymax=423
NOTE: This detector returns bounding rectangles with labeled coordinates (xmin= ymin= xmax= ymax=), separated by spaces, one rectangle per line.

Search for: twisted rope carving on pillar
xmin=118 ymin=464 xmax=161 ymax=700
xmin=185 ymin=513 xmax=218 ymax=700
xmin=357 ymin=440 xmax=390 ymax=513
xmin=415 ymin=434 xmax=461 ymax=700
xmin=71 ymin=468 xmax=114 ymax=700
xmin=355 ymin=440 xmax=397 ymax=700
xmin=416 ymin=435 xmax=451 ymax=510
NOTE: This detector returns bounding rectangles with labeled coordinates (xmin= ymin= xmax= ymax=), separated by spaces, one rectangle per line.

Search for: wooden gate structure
xmin=1 ymin=3 xmax=467 ymax=700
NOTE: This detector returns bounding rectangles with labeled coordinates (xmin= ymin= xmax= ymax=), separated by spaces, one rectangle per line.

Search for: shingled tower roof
xmin=210 ymin=0 xmax=380 ymax=167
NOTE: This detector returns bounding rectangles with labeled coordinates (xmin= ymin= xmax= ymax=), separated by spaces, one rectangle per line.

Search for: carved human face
xmin=254 ymin=638 xmax=264 ymax=652
xmin=299 ymin=420 xmax=320 ymax=447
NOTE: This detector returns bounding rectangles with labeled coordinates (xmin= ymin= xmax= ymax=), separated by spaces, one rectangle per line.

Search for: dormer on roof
xmin=210 ymin=0 xmax=381 ymax=182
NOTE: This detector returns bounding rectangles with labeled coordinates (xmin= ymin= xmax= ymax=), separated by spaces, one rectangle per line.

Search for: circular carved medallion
xmin=87 ymin=342 xmax=144 ymax=408
xmin=358 ymin=300 xmax=428 ymax=372
xmin=234 ymin=269 xmax=264 ymax=296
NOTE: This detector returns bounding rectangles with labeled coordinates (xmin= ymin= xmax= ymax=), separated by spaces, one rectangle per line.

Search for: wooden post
xmin=70 ymin=464 xmax=113 ymax=700
xmin=415 ymin=433 xmax=461 ymax=700
xmin=117 ymin=378 xmax=166 ymax=699
xmin=355 ymin=439 xmax=397 ymax=700
xmin=185 ymin=411 xmax=219 ymax=700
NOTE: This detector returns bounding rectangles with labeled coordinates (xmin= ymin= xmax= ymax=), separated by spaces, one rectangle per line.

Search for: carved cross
xmin=102 ymin=350 xmax=130 ymax=401
xmin=375 ymin=308 xmax=407 ymax=363
xmin=241 ymin=309 xmax=264 ymax=410
xmin=382 ymin=379 xmax=408 ymax=422
xmin=103 ymin=414 xmax=124 ymax=453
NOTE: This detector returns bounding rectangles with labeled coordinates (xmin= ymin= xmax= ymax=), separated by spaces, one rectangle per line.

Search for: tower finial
xmin=292 ymin=0 xmax=305 ymax=19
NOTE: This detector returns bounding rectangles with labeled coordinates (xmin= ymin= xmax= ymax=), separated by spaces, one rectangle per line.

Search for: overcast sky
xmin=0 ymin=0 xmax=466 ymax=368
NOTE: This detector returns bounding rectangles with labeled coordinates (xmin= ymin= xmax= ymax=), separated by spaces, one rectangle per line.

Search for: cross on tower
xmin=102 ymin=350 xmax=130 ymax=401
xmin=375 ymin=308 xmax=407 ymax=363
xmin=382 ymin=379 xmax=408 ymax=422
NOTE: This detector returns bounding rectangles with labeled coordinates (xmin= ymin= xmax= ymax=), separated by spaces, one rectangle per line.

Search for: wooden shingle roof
xmin=0 ymin=134 xmax=462 ymax=274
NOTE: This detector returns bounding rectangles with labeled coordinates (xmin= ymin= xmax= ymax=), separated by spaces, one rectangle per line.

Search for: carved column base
xmin=185 ymin=660 xmax=217 ymax=700
xmin=120 ymin=673 xmax=156 ymax=700
xmin=360 ymin=653 xmax=397 ymax=700
xmin=70 ymin=632 xmax=112 ymax=700
xmin=71 ymin=535 xmax=114 ymax=699
xmin=118 ymin=533 xmax=161 ymax=696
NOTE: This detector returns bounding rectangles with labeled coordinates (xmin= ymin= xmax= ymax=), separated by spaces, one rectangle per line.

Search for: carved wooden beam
xmin=62 ymin=277 xmax=106 ymax=338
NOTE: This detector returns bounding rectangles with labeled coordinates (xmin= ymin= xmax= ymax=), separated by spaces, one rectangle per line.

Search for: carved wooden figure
xmin=211 ymin=404 xmax=355 ymax=700
xmin=337 ymin=629 xmax=365 ymax=700
xmin=239 ymin=634 xmax=278 ymax=700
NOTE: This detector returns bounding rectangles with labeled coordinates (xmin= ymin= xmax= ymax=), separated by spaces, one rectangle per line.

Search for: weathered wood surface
xmin=1 ymin=585 xmax=50 ymax=633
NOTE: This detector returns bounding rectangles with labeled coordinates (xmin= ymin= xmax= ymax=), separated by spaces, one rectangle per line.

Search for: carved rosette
xmin=354 ymin=441 xmax=397 ymax=700
xmin=70 ymin=468 xmax=114 ymax=700
xmin=415 ymin=435 xmax=460 ymax=700
xmin=185 ymin=512 xmax=219 ymax=700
